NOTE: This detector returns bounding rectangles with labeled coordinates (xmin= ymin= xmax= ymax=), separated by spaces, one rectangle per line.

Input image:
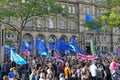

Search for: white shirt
xmin=89 ymin=64 xmax=97 ymax=77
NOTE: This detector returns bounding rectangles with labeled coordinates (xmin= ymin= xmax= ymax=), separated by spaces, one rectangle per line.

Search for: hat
xmin=109 ymin=62 xmax=117 ymax=70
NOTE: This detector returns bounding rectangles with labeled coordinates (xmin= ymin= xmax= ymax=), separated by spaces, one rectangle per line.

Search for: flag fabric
xmin=34 ymin=38 xmax=47 ymax=51
xmin=69 ymin=38 xmax=86 ymax=55
xmin=35 ymin=38 xmax=51 ymax=57
xmin=14 ymin=42 xmax=19 ymax=50
xmin=53 ymin=51 xmax=59 ymax=59
xmin=20 ymin=42 xmax=32 ymax=55
xmin=48 ymin=42 xmax=55 ymax=50
xmin=84 ymin=13 xmax=99 ymax=35
xmin=54 ymin=39 xmax=69 ymax=51
xmin=23 ymin=42 xmax=32 ymax=50
xmin=94 ymin=26 xmax=99 ymax=35
xmin=20 ymin=44 xmax=26 ymax=53
xmin=10 ymin=49 xmax=27 ymax=65
xmin=69 ymin=38 xmax=78 ymax=53
xmin=23 ymin=49 xmax=30 ymax=56
xmin=77 ymin=53 xmax=96 ymax=63
xmin=90 ymin=38 xmax=96 ymax=55
xmin=38 ymin=50 xmax=51 ymax=58
xmin=4 ymin=48 xmax=10 ymax=54
xmin=84 ymin=13 xmax=92 ymax=22
xmin=4 ymin=44 xmax=10 ymax=54
xmin=70 ymin=38 xmax=77 ymax=45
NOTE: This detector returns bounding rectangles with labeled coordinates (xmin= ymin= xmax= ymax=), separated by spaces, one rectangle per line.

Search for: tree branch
xmin=0 ymin=20 xmax=19 ymax=33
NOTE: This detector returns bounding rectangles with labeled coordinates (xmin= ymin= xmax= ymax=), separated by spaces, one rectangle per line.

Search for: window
xmin=83 ymin=6 xmax=91 ymax=14
xmin=49 ymin=19 xmax=54 ymax=28
xmin=102 ymin=36 xmax=107 ymax=41
xmin=83 ymin=6 xmax=87 ymax=13
xmin=72 ymin=6 xmax=76 ymax=14
xmin=37 ymin=18 xmax=42 ymax=27
xmin=69 ymin=6 xmax=72 ymax=13
xmin=87 ymin=7 xmax=90 ymax=14
xmin=25 ymin=18 xmax=32 ymax=27
xmin=86 ymin=35 xmax=93 ymax=41
xmin=99 ymin=0 xmax=103 ymax=2
xmin=96 ymin=46 xmax=100 ymax=51
xmin=96 ymin=36 xmax=100 ymax=41
xmin=22 ymin=0 xmax=25 ymax=3
xmin=118 ymin=38 xmax=120 ymax=42
xmin=23 ymin=35 xmax=31 ymax=42
xmin=98 ymin=9 xmax=102 ymax=16
xmin=69 ymin=6 xmax=77 ymax=14
xmin=70 ymin=21 xmax=76 ymax=30
xmin=82 ymin=0 xmax=90 ymax=2
xmin=102 ymin=46 xmax=104 ymax=50
xmin=12 ymin=35 xmax=14 ymax=38
xmin=62 ymin=5 xmax=65 ymax=8
xmin=104 ymin=46 xmax=107 ymax=51
xmin=7 ymin=34 xmax=10 ymax=38
xmin=60 ymin=20 xmax=65 ymax=29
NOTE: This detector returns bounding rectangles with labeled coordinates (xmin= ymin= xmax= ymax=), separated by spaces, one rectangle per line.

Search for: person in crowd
xmin=64 ymin=62 xmax=71 ymax=80
xmin=109 ymin=58 xmax=117 ymax=75
xmin=81 ymin=64 xmax=90 ymax=80
xmin=89 ymin=60 xmax=97 ymax=80
xmin=39 ymin=72 xmax=46 ymax=80
xmin=105 ymin=64 xmax=112 ymax=80
xmin=112 ymin=71 xmax=120 ymax=80
xmin=59 ymin=73 xmax=65 ymax=80
xmin=3 ymin=76 xmax=9 ymax=80
xmin=96 ymin=64 xmax=106 ymax=80
xmin=69 ymin=68 xmax=78 ymax=80
xmin=46 ymin=69 xmax=54 ymax=80
xmin=13 ymin=67 xmax=20 ymax=80
xmin=29 ymin=69 xmax=36 ymax=80
xmin=8 ymin=68 xmax=14 ymax=80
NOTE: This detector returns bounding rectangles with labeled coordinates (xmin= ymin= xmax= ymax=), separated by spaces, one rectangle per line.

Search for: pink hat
xmin=109 ymin=62 xmax=117 ymax=70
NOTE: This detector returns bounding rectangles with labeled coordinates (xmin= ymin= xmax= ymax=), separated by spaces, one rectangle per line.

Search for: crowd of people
xmin=0 ymin=53 xmax=120 ymax=80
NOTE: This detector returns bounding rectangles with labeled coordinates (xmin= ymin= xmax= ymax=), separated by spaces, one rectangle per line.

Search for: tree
xmin=97 ymin=0 xmax=120 ymax=52
xmin=0 ymin=0 xmax=66 ymax=49
xmin=99 ymin=0 xmax=120 ymax=29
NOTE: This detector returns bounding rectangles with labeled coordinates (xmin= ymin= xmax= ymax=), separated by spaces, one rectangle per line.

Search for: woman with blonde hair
xmin=46 ymin=69 xmax=54 ymax=80
xmin=39 ymin=72 xmax=46 ymax=80
xmin=3 ymin=75 xmax=9 ymax=80
xmin=81 ymin=64 xmax=90 ymax=80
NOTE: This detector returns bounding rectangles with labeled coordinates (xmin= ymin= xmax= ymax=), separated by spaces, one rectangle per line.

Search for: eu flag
xmin=10 ymin=49 xmax=27 ymax=65
xmin=69 ymin=38 xmax=86 ymax=55
xmin=38 ymin=50 xmax=51 ymax=58
xmin=4 ymin=44 xmax=10 ymax=54
xmin=84 ymin=13 xmax=92 ymax=22
xmin=54 ymin=39 xmax=69 ymax=51
xmin=23 ymin=42 xmax=32 ymax=50
xmin=34 ymin=38 xmax=46 ymax=50
xmin=48 ymin=42 xmax=55 ymax=50
xmin=84 ymin=13 xmax=99 ymax=35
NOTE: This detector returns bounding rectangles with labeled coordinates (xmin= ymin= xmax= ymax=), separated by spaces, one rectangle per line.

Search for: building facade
xmin=0 ymin=24 xmax=5 ymax=63
xmin=4 ymin=0 xmax=120 ymax=55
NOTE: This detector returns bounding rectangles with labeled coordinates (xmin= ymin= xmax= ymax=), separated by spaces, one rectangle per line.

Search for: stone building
xmin=3 ymin=0 xmax=120 ymax=56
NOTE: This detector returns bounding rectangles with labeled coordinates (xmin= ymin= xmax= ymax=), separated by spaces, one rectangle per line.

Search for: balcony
xmin=23 ymin=26 xmax=78 ymax=33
